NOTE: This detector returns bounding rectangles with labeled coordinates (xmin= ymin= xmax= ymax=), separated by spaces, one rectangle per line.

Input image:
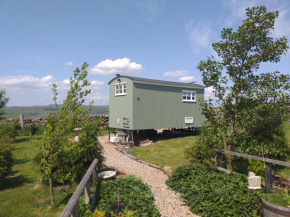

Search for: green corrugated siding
xmin=133 ymin=83 xmax=204 ymax=130
xmin=109 ymin=77 xmax=134 ymax=130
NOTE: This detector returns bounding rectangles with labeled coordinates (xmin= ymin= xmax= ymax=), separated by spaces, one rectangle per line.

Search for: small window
xmin=182 ymin=90 xmax=196 ymax=102
xmin=114 ymin=83 xmax=127 ymax=96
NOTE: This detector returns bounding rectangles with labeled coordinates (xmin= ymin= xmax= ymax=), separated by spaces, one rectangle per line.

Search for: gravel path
xmin=98 ymin=136 xmax=198 ymax=217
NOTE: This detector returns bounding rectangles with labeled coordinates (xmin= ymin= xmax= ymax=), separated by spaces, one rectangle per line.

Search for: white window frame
xmin=182 ymin=90 xmax=196 ymax=102
xmin=114 ymin=82 xmax=127 ymax=96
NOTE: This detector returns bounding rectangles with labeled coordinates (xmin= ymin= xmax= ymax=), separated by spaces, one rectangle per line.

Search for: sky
xmin=0 ymin=0 xmax=290 ymax=106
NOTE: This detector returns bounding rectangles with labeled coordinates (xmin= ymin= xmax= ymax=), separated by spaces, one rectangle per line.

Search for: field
xmin=3 ymin=105 xmax=109 ymax=118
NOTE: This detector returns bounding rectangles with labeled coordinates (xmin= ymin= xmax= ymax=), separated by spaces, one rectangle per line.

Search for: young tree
xmin=187 ymin=6 xmax=290 ymax=170
xmin=0 ymin=89 xmax=9 ymax=117
xmin=40 ymin=63 xmax=103 ymax=204
xmin=27 ymin=123 xmax=38 ymax=139
xmin=0 ymin=91 xmax=13 ymax=182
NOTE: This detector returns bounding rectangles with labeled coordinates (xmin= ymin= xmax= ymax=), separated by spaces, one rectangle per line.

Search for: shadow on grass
xmin=0 ymin=175 xmax=32 ymax=191
xmin=14 ymin=158 xmax=30 ymax=165
xmin=56 ymin=192 xmax=73 ymax=208
xmin=14 ymin=137 xmax=30 ymax=144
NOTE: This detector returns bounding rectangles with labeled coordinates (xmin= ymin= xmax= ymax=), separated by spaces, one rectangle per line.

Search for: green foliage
xmin=263 ymin=189 xmax=290 ymax=207
xmin=39 ymin=62 xmax=103 ymax=204
xmin=0 ymin=120 xmax=21 ymax=140
xmin=188 ymin=6 xmax=290 ymax=169
xmin=0 ymin=89 xmax=9 ymax=117
xmin=95 ymin=176 xmax=160 ymax=217
xmin=248 ymin=159 xmax=265 ymax=177
xmin=0 ymin=135 xmax=78 ymax=216
xmin=27 ymin=123 xmax=38 ymax=138
xmin=166 ymin=165 xmax=263 ymax=217
xmin=0 ymin=138 xmax=13 ymax=182
xmin=52 ymin=120 xmax=103 ymax=183
xmin=185 ymin=126 xmax=219 ymax=167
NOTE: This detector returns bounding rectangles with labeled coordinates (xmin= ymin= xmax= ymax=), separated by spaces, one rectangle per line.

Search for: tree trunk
xmin=49 ymin=174 xmax=55 ymax=205
xmin=222 ymin=131 xmax=232 ymax=170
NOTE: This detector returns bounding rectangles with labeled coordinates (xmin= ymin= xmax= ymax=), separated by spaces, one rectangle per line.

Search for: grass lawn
xmin=0 ymin=135 xmax=76 ymax=217
xmin=128 ymin=122 xmax=290 ymax=174
xmin=129 ymin=136 xmax=197 ymax=171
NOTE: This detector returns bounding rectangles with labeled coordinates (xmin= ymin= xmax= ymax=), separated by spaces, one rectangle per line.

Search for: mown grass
xmin=129 ymin=136 xmax=197 ymax=171
xmin=129 ymin=122 xmax=290 ymax=174
xmin=0 ymin=135 xmax=77 ymax=217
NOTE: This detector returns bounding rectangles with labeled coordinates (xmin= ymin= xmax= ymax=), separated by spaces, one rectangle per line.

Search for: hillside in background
xmin=3 ymin=104 xmax=109 ymax=118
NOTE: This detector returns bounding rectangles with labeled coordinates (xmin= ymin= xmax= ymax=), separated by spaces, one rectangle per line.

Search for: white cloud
xmin=60 ymin=78 xmax=104 ymax=90
xmin=0 ymin=75 xmax=54 ymax=90
xmin=186 ymin=21 xmax=213 ymax=54
xmin=163 ymin=70 xmax=189 ymax=77
xmin=63 ymin=62 xmax=73 ymax=66
xmin=88 ymin=93 xmax=109 ymax=102
xmin=204 ymin=86 xmax=216 ymax=100
xmin=179 ymin=76 xmax=196 ymax=83
xmin=90 ymin=58 xmax=144 ymax=75
xmin=62 ymin=79 xmax=70 ymax=85
xmin=90 ymin=80 xmax=104 ymax=86
xmin=136 ymin=0 xmax=167 ymax=22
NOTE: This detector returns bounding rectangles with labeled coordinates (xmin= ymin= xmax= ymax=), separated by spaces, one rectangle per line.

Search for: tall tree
xmin=188 ymin=6 xmax=290 ymax=170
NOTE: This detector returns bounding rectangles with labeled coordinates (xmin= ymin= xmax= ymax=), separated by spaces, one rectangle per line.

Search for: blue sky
xmin=1 ymin=0 xmax=290 ymax=106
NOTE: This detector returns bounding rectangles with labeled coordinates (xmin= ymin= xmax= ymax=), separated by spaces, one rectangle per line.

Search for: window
xmin=114 ymin=83 xmax=127 ymax=96
xmin=182 ymin=90 xmax=196 ymax=102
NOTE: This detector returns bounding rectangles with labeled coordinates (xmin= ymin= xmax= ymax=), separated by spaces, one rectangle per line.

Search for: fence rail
xmin=214 ymin=149 xmax=290 ymax=167
xmin=214 ymin=149 xmax=290 ymax=193
xmin=60 ymin=158 xmax=99 ymax=217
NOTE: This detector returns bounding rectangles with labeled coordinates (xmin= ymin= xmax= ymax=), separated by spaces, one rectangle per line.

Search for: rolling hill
xmin=3 ymin=104 xmax=109 ymax=118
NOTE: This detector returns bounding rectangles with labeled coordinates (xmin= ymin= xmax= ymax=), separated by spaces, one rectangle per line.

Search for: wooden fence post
xmin=84 ymin=180 xmax=90 ymax=205
xmin=19 ymin=114 xmax=24 ymax=128
xmin=71 ymin=200 xmax=79 ymax=217
xmin=265 ymin=165 xmax=273 ymax=194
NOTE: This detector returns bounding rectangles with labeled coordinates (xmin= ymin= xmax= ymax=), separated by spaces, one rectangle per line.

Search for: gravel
xmin=98 ymin=136 xmax=198 ymax=217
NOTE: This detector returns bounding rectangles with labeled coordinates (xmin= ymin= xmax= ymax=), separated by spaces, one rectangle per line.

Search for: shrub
xmin=0 ymin=121 xmax=20 ymax=140
xmin=166 ymin=165 xmax=262 ymax=217
xmin=27 ymin=123 xmax=38 ymax=138
xmin=92 ymin=176 xmax=160 ymax=217
xmin=0 ymin=136 xmax=13 ymax=181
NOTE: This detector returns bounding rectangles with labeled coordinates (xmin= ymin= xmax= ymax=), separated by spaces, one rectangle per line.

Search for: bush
xmin=166 ymin=165 xmax=262 ymax=217
xmin=0 ymin=121 xmax=20 ymax=140
xmin=27 ymin=123 xmax=38 ymax=138
xmin=90 ymin=176 xmax=160 ymax=217
xmin=0 ymin=137 xmax=13 ymax=181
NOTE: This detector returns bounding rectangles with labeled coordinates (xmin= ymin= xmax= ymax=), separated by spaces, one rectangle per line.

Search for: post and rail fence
xmin=214 ymin=149 xmax=290 ymax=193
xmin=60 ymin=158 xmax=99 ymax=217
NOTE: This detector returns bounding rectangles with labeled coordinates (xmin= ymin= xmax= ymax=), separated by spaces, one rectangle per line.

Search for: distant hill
xmin=3 ymin=104 xmax=109 ymax=118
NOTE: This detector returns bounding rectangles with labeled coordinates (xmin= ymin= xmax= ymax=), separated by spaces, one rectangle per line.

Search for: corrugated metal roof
xmin=108 ymin=75 xmax=205 ymax=89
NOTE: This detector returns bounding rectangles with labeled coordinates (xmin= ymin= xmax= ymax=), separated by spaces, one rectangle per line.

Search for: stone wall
xmin=0 ymin=114 xmax=109 ymax=128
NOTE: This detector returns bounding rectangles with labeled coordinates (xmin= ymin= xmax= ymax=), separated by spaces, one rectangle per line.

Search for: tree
xmin=27 ymin=123 xmax=38 ymax=139
xmin=0 ymin=91 xmax=13 ymax=182
xmin=187 ymin=6 xmax=290 ymax=170
xmin=0 ymin=89 xmax=9 ymax=117
xmin=40 ymin=62 xmax=103 ymax=204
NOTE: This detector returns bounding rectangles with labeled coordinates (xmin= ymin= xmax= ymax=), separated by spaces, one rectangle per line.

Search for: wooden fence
xmin=60 ymin=158 xmax=99 ymax=217
xmin=214 ymin=149 xmax=290 ymax=192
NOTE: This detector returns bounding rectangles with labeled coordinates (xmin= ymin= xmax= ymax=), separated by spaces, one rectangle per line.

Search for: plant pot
xmin=261 ymin=198 xmax=290 ymax=217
